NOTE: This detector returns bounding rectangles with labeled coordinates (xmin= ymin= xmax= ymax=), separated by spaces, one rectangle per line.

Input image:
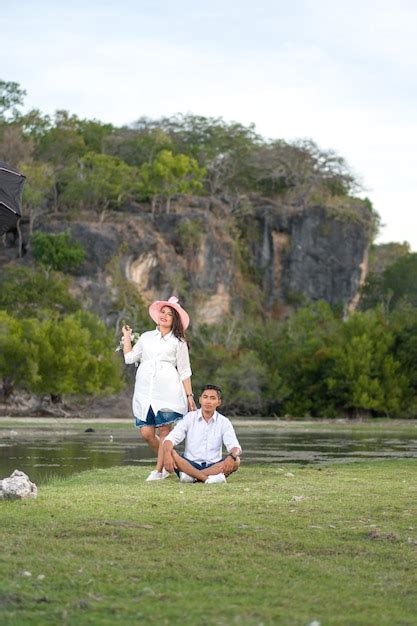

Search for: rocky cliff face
xmin=4 ymin=199 xmax=370 ymax=324
xmin=248 ymin=204 xmax=369 ymax=315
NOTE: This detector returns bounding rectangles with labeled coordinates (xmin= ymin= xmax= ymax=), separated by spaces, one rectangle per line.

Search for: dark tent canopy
xmin=0 ymin=160 xmax=26 ymax=236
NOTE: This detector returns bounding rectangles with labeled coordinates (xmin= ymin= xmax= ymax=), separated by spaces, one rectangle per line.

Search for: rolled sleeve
xmin=176 ymin=340 xmax=192 ymax=381
xmin=222 ymin=420 xmax=242 ymax=455
xmin=164 ymin=415 xmax=190 ymax=447
xmin=124 ymin=337 xmax=143 ymax=365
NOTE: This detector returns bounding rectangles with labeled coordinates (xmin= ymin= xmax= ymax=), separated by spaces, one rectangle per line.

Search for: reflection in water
xmin=1 ymin=425 xmax=417 ymax=484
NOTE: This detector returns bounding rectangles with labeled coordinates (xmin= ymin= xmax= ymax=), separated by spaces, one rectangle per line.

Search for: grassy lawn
xmin=1 ymin=461 xmax=417 ymax=625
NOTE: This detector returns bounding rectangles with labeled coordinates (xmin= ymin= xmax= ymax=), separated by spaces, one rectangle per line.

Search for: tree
xmin=0 ymin=125 xmax=34 ymax=167
xmin=19 ymin=161 xmax=54 ymax=233
xmin=215 ymin=350 xmax=268 ymax=415
xmin=31 ymin=232 xmax=86 ymax=273
xmin=24 ymin=312 xmax=123 ymax=401
xmin=16 ymin=108 xmax=51 ymax=140
xmin=134 ymin=114 xmax=262 ymax=195
xmin=104 ymin=123 xmax=172 ymax=166
xmin=0 ymin=265 xmax=79 ymax=319
xmin=61 ymin=151 xmax=137 ymax=222
xmin=34 ymin=110 xmax=86 ymax=164
xmin=77 ymin=118 xmax=115 ymax=153
xmin=0 ymin=80 xmax=26 ymax=120
xmin=368 ymin=241 xmax=411 ymax=275
xmin=250 ymin=139 xmax=359 ymax=204
xmin=325 ymin=310 xmax=406 ymax=416
xmin=34 ymin=110 xmax=87 ymax=213
xmin=361 ymin=253 xmax=417 ymax=312
xmin=262 ymin=302 xmax=339 ymax=417
xmin=138 ymin=149 xmax=205 ymax=214
xmin=390 ymin=305 xmax=417 ymax=415
xmin=0 ymin=311 xmax=38 ymax=400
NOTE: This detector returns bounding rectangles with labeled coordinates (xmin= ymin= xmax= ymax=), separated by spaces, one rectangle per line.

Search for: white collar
xmin=155 ymin=327 xmax=173 ymax=341
xmin=197 ymin=409 xmax=218 ymax=422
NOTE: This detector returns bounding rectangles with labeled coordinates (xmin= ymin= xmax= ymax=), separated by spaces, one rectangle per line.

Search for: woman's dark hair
xmin=168 ymin=306 xmax=186 ymax=342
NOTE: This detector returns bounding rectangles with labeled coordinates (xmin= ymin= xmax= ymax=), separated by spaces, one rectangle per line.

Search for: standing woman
xmin=122 ymin=296 xmax=196 ymax=481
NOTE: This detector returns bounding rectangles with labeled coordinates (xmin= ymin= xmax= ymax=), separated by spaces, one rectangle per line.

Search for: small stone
xmin=285 ymin=472 xmax=295 ymax=478
xmin=290 ymin=495 xmax=304 ymax=502
xmin=37 ymin=575 xmax=45 ymax=581
xmin=21 ymin=571 xmax=32 ymax=577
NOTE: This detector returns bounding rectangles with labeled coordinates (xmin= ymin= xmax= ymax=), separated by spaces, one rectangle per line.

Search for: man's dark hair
xmin=200 ymin=384 xmax=222 ymax=399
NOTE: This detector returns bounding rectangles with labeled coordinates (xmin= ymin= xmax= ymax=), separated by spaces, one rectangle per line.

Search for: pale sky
xmin=3 ymin=0 xmax=417 ymax=249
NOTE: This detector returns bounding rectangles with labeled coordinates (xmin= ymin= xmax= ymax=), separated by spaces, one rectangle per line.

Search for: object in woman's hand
xmin=115 ymin=328 xmax=140 ymax=352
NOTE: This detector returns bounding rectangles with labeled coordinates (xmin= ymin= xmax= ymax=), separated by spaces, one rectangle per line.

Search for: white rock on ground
xmin=0 ymin=470 xmax=38 ymax=500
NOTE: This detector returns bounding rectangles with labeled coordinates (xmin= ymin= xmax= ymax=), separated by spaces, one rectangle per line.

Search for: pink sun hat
xmin=148 ymin=296 xmax=190 ymax=330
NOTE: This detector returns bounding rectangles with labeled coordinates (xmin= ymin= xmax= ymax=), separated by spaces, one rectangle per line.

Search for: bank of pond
xmin=1 ymin=419 xmax=417 ymax=484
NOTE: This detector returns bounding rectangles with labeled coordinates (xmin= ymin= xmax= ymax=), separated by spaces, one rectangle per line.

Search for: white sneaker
xmin=146 ymin=468 xmax=171 ymax=482
xmin=146 ymin=470 xmax=163 ymax=482
xmin=179 ymin=472 xmax=196 ymax=484
xmin=205 ymin=473 xmax=227 ymax=484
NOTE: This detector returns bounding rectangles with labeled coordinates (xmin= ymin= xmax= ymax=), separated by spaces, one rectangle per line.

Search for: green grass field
xmin=1 ymin=460 xmax=417 ymax=625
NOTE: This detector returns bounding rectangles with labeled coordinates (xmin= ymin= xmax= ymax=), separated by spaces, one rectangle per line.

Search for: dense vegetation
xmin=1 ymin=79 xmax=417 ymax=417
xmin=0 ymin=79 xmax=376 ymax=228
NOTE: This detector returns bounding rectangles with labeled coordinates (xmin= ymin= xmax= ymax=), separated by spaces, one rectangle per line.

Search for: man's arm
xmin=221 ymin=419 xmax=242 ymax=474
xmin=163 ymin=439 xmax=176 ymax=473
xmin=163 ymin=415 xmax=190 ymax=473
xmin=222 ymin=419 xmax=242 ymax=457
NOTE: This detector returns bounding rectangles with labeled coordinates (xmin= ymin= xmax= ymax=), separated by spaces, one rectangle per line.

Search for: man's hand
xmin=163 ymin=450 xmax=175 ymax=473
xmin=223 ymin=456 xmax=235 ymax=475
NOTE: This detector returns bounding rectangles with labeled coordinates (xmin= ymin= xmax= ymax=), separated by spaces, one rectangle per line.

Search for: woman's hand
xmin=122 ymin=324 xmax=132 ymax=338
xmin=188 ymin=395 xmax=197 ymax=411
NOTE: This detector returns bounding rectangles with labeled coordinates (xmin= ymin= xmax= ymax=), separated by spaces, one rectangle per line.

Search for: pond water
xmin=1 ymin=422 xmax=417 ymax=484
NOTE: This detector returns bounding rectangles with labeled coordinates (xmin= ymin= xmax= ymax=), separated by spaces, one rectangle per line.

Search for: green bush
xmin=0 ymin=265 xmax=79 ymax=318
xmin=31 ymin=231 xmax=86 ymax=273
xmin=23 ymin=312 xmax=123 ymax=397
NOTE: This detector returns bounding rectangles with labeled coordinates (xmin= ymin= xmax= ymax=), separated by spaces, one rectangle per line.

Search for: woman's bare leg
xmin=155 ymin=424 xmax=172 ymax=472
xmin=140 ymin=426 xmax=159 ymax=454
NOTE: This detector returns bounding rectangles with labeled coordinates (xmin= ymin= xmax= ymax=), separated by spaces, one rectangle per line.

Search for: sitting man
xmin=163 ymin=384 xmax=241 ymax=484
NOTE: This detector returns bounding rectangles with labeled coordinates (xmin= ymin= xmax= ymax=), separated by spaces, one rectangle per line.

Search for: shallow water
xmin=1 ymin=424 xmax=417 ymax=484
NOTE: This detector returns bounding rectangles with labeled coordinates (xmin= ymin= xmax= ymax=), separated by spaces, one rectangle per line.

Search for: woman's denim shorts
xmin=135 ymin=406 xmax=183 ymax=429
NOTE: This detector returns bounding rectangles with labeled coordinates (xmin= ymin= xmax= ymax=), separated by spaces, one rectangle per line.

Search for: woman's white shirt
xmin=124 ymin=328 xmax=191 ymax=420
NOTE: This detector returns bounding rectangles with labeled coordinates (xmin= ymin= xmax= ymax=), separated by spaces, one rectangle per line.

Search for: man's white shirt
xmin=164 ymin=409 xmax=242 ymax=464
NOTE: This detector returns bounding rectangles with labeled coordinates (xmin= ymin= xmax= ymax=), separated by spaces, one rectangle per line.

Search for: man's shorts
xmin=135 ymin=406 xmax=183 ymax=429
xmin=174 ymin=455 xmax=224 ymax=478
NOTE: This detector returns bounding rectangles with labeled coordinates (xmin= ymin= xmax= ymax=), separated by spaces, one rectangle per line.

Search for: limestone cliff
xmin=3 ymin=198 xmax=372 ymax=325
